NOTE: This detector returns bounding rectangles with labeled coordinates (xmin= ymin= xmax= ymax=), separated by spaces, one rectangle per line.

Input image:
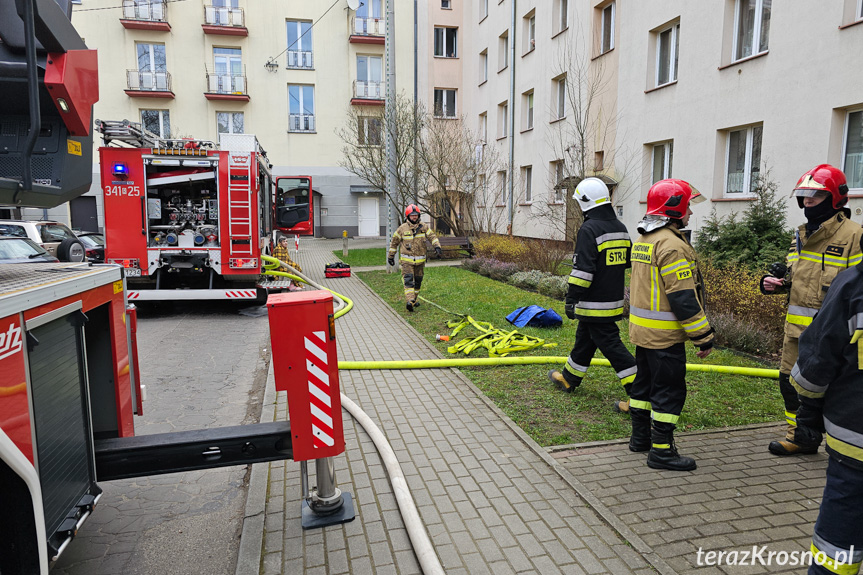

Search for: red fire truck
xmin=98 ymin=121 xmax=281 ymax=301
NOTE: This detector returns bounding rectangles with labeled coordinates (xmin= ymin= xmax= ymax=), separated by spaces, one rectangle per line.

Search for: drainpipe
xmin=412 ymin=0 xmax=418 ymax=202
xmin=507 ymin=0 xmax=516 ymax=235
xmin=385 ymin=0 xmax=397 ymax=272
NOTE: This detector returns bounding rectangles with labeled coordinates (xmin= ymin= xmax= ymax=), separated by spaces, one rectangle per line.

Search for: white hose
xmin=269 ymin=256 xmax=443 ymax=573
xmin=339 ymin=393 xmax=445 ymax=575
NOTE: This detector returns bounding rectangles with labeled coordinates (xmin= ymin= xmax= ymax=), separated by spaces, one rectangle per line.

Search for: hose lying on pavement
xmin=261 ymin=254 xmax=444 ymax=575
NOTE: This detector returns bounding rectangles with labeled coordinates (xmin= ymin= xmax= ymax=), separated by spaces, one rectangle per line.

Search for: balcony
xmin=125 ymin=70 xmax=174 ymax=98
xmin=120 ymin=0 xmax=170 ymax=31
xmin=350 ymin=16 xmax=385 ymax=44
xmin=288 ymin=114 xmax=315 ymax=133
xmin=202 ymin=4 xmax=247 ymax=36
xmin=351 ymin=80 xmax=384 ymax=106
xmin=204 ymin=71 xmax=249 ymax=102
xmin=286 ymin=50 xmax=314 ymax=70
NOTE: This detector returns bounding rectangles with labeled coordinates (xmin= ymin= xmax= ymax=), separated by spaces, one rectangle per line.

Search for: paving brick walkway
xmin=241 ymin=237 xmax=829 ymax=575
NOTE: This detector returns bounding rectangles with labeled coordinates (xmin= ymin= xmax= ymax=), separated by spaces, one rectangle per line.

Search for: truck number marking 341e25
xmin=104 ymin=185 xmax=141 ymax=197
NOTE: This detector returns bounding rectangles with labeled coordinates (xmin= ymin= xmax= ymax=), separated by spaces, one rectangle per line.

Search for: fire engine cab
xmin=98 ymin=120 xmax=279 ymax=301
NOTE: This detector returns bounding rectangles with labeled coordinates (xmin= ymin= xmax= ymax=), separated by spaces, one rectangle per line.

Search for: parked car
xmin=0 ymin=220 xmax=85 ymax=262
xmin=77 ymin=231 xmax=105 ymax=263
xmin=0 ymin=237 xmax=60 ymax=263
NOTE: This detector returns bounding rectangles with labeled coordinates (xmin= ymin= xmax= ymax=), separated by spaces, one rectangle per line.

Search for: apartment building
xmin=29 ymin=0 xmax=415 ymax=237
xmin=456 ymin=0 xmax=863 ymax=241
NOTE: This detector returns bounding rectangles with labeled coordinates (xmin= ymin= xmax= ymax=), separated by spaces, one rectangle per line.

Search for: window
xmin=288 ymin=84 xmax=315 ymax=132
xmin=552 ymin=161 xmax=565 ymax=202
xmin=842 ymin=110 xmax=863 ymax=190
xmin=499 ymin=32 xmax=509 ymax=71
xmin=479 ymin=50 xmax=488 ymax=84
xmin=725 ymin=124 xmax=763 ymax=195
xmin=554 ymin=0 xmax=569 ymax=34
xmin=480 ymin=0 xmax=488 ymax=20
xmin=498 ymin=102 xmax=508 ymax=138
xmin=499 ymin=171 xmax=507 ymax=205
xmin=859 ymin=0 xmax=863 ymax=19
xmin=217 ymin=112 xmax=244 ymax=134
xmin=358 ymin=116 xmax=383 ymax=146
xmin=601 ymin=3 xmax=615 ymax=54
xmin=733 ymin=0 xmax=771 ymax=61
xmin=357 ymin=55 xmax=383 ymax=98
xmin=136 ymin=42 xmax=166 ymax=75
xmin=523 ymin=166 xmax=533 ymax=202
xmin=525 ymin=92 xmax=534 ymax=130
xmin=595 ymin=151 xmax=605 ymax=171
xmin=212 ymin=47 xmax=243 ymax=93
xmin=434 ymin=27 xmax=458 ymax=58
xmin=651 ymin=141 xmax=673 ymax=184
xmin=356 ymin=0 xmax=382 ymax=19
xmin=286 ymin=20 xmax=313 ymax=69
xmin=479 ymin=112 xmax=487 ymax=142
xmin=141 ymin=109 xmax=170 ymax=138
xmin=656 ymin=23 xmax=679 ymax=86
xmin=556 ymin=76 xmax=566 ymax=120
xmin=524 ymin=13 xmax=536 ymax=53
xmin=434 ymin=89 xmax=457 ymax=118
xmin=442 ymin=0 xmax=451 ymax=8
xmin=477 ymin=174 xmax=487 ymax=206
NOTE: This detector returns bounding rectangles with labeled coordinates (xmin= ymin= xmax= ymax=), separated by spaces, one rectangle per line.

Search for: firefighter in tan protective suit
xmin=760 ymin=164 xmax=863 ymax=456
xmin=628 ymin=179 xmax=714 ymax=472
xmin=388 ymin=204 xmax=442 ymax=311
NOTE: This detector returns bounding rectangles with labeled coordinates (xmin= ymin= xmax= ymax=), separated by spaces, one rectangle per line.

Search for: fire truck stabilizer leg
xmin=301 ymin=456 xmax=356 ymax=529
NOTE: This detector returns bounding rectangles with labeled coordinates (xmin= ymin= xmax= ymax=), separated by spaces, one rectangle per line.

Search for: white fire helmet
xmin=573 ymin=177 xmax=611 ymax=213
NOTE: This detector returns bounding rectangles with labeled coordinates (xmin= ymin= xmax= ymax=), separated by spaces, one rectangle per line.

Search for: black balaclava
xmin=804 ymin=199 xmax=838 ymax=237
xmin=585 ymin=203 xmax=616 ymax=220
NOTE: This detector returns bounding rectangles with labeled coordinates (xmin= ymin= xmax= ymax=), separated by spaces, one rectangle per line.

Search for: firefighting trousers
xmin=400 ymin=262 xmax=425 ymax=304
xmin=628 ymin=343 xmax=687 ymax=432
xmin=779 ymin=335 xmax=801 ymax=421
xmin=562 ymin=321 xmax=636 ymax=391
xmin=809 ymin=458 xmax=863 ymax=575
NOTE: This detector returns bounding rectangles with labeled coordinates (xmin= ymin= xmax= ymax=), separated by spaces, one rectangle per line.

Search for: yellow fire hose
xmin=444 ymin=315 xmax=557 ymax=357
xmin=261 ymin=255 xmax=353 ymax=319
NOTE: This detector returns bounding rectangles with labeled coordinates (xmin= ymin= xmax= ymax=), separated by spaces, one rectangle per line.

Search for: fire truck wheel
xmin=57 ymin=237 xmax=86 ymax=262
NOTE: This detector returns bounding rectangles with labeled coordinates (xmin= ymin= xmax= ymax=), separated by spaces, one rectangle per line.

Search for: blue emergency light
xmin=112 ymin=163 xmax=128 ymax=177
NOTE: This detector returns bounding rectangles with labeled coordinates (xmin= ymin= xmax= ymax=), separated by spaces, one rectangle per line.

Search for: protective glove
xmin=435 ymin=246 xmax=443 ymax=258
xmin=768 ymin=262 xmax=788 ymax=279
xmin=387 ymin=257 xmax=395 ymax=266
xmin=564 ymin=300 xmax=576 ymax=320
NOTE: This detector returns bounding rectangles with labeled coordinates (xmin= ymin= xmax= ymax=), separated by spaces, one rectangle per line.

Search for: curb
xmin=235 ymin=354 xmax=277 ymax=575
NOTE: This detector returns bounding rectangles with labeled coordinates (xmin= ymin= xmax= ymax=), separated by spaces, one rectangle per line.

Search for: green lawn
xmin=333 ymin=247 xmax=387 ymax=267
xmin=358 ymin=266 xmax=782 ymax=447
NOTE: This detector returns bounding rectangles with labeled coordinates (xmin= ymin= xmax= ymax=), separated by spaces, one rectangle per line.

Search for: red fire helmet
xmin=405 ymin=204 xmax=421 ymax=219
xmin=793 ymin=164 xmax=849 ymax=209
xmin=645 ymin=179 xmax=705 ymax=219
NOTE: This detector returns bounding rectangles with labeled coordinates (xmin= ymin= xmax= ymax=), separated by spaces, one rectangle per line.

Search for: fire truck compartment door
xmin=26 ymin=308 xmax=96 ymax=543
xmin=145 ymin=169 xmax=215 ymax=187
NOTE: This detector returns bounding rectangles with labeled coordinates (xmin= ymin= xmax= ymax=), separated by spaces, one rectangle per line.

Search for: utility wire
xmin=73 ymin=0 xmax=192 ymax=13
xmin=267 ymin=0 xmax=340 ymax=66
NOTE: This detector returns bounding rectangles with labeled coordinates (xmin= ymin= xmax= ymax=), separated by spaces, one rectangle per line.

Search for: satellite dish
xmin=346 ymin=0 xmax=360 ymax=10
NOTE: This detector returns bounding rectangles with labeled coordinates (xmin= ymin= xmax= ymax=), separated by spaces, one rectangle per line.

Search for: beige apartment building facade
xmin=30 ymin=0 xmax=416 ymax=237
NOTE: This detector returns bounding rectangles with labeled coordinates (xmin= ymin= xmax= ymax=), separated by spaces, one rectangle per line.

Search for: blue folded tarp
xmin=506 ymin=305 xmax=563 ymax=328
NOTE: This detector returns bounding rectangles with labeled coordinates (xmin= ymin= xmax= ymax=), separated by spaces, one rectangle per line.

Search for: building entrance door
xmin=357 ymin=196 xmax=379 ymax=237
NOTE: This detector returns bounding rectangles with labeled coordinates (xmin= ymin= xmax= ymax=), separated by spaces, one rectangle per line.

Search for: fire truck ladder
xmin=228 ymin=153 xmax=254 ymax=258
xmin=95 ymin=119 xmax=159 ymax=148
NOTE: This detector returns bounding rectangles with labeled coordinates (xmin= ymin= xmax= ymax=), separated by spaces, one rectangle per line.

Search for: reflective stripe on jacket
xmin=628 ymin=225 xmax=713 ymax=350
xmin=388 ymin=221 xmax=441 ymax=261
xmin=566 ymin=207 xmax=631 ymax=323
xmin=771 ymin=212 xmax=863 ymax=339
xmin=792 ymin=264 xmax=863 ymax=470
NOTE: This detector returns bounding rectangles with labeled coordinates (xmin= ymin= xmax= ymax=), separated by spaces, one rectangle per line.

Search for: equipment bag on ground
xmin=506 ymin=305 xmax=563 ymax=328
xmin=325 ymin=262 xmax=351 ymax=278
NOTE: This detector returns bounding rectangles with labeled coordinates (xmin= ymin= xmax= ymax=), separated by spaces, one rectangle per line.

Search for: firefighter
xmin=760 ymin=164 xmax=863 ymax=456
xmin=388 ymin=204 xmax=442 ymax=311
xmin=628 ymin=179 xmax=714 ymax=471
xmin=788 ymin=247 xmax=863 ymax=575
xmin=547 ymin=177 xmax=635 ymax=414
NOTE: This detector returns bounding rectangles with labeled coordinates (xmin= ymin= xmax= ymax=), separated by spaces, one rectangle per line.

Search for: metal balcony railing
xmin=286 ymin=50 xmax=314 ymax=70
xmin=126 ymin=69 xmax=172 ymax=92
xmin=351 ymin=16 xmax=384 ymax=36
xmin=205 ymin=71 xmax=248 ymax=95
xmin=288 ymin=114 xmax=315 ymax=133
xmin=121 ymin=0 xmax=168 ymax=21
xmin=203 ymin=4 xmax=244 ymax=27
xmin=353 ymin=80 xmax=384 ymax=100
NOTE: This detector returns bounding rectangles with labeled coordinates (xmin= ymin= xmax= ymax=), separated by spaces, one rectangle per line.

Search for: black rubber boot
xmin=647 ymin=426 xmax=696 ymax=471
xmin=628 ymin=407 xmax=650 ymax=452
xmin=547 ymin=370 xmax=580 ymax=393
xmin=406 ymin=301 xmax=414 ymax=312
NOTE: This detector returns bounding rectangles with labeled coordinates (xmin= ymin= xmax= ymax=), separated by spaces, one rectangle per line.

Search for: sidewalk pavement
xmin=239 ymin=238 xmax=827 ymax=575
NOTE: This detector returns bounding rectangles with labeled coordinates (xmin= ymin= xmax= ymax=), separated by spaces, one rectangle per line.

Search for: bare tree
xmin=337 ymin=92 xmax=427 ymax=224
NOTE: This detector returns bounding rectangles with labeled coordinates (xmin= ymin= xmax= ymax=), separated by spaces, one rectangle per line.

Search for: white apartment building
xmin=32 ymin=0 xmax=415 ymax=237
